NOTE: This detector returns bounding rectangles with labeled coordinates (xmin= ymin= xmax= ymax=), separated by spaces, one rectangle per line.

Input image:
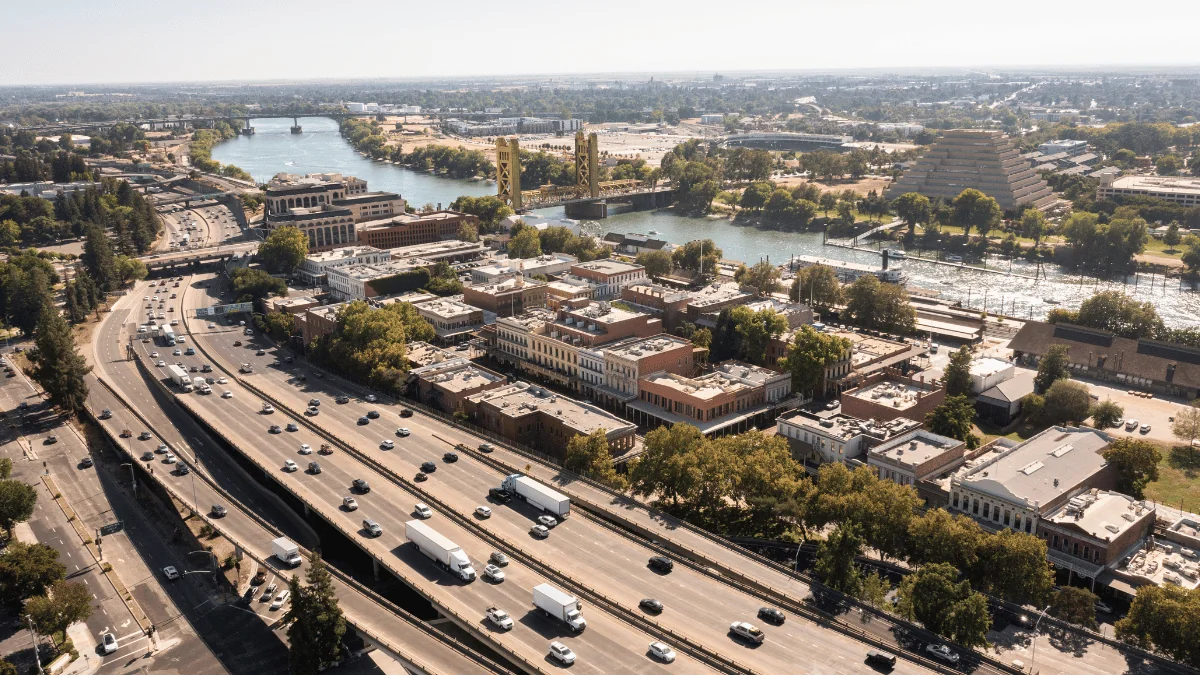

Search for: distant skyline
xmin=4 ymin=0 xmax=1199 ymax=86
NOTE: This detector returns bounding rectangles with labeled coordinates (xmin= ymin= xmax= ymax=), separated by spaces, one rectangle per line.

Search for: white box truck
xmin=272 ymin=537 xmax=302 ymax=567
xmin=404 ymin=520 xmax=476 ymax=581
xmin=502 ymin=474 xmax=570 ymax=518
xmin=167 ymin=365 xmax=191 ymax=388
xmin=533 ymin=583 xmax=586 ymax=632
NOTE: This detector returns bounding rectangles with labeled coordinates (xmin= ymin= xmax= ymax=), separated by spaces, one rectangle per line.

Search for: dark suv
xmin=757 ymin=607 xmax=786 ymax=625
xmin=442 ymin=452 xmax=458 ymax=463
xmin=488 ymin=488 xmax=512 ymax=503
xmin=420 ymin=461 xmax=437 ymax=473
xmin=649 ymin=556 xmax=674 ymax=573
xmin=352 ymin=479 xmax=370 ymax=493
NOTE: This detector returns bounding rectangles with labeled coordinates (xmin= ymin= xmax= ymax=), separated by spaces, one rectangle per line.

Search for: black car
xmin=420 ymin=461 xmax=437 ymax=473
xmin=141 ymin=451 xmax=154 ymax=461
xmin=177 ymin=464 xmax=190 ymax=475
xmin=865 ymin=650 xmax=897 ymax=669
xmin=414 ymin=472 xmax=428 ymax=482
xmin=336 ymin=395 xmax=350 ymax=404
xmin=366 ymin=410 xmax=380 ymax=419
xmin=399 ymin=409 xmax=413 ymax=418
xmin=639 ymin=598 xmax=664 ymax=614
xmin=99 ymin=409 xmax=112 ymax=420
xmin=284 ymin=356 xmax=294 ymax=364
xmin=488 ymin=488 xmax=512 ymax=503
xmin=352 ymin=479 xmax=370 ymax=493
xmin=757 ymin=607 xmax=786 ymax=625
xmin=357 ymin=416 xmax=370 ymax=425
xmin=211 ymin=505 xmax=227 ymax=518
xmin=443 ymin=452 xmax=458 ymax=463
xmin=649 ymin=556 xmax=674 ymax=573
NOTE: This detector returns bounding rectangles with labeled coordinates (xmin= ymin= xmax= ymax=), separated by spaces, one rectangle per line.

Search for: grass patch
xmin=975 ymin=416 xmax=1050 ymax=444
xmin=1144 ymin=444 xmax=1200 ymax=510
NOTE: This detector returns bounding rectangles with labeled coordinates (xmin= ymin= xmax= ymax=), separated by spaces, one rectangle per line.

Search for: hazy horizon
xmin=4 ymin=0 xmax=1199 ymax=87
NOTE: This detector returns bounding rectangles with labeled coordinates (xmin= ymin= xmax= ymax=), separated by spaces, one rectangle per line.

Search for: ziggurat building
xmin=885 ymin=129 xmax=1056 ymax=211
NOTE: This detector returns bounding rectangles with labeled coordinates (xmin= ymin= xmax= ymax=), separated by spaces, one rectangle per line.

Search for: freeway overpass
xmin=141 ymin=242 xmax=257 ymax=271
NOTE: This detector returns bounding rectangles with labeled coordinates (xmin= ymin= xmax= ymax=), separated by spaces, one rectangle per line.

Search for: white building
xmin=1038 ymin=139 xmax=1088 ymax=157
xmin=968 ymin=356 xmax=1015 ymax=394
xmin=296 ymin=246 xmax=390 ymax=285
xmin=326 ymin=261 xmax=419 ymax=301
xmin=415 ymin=299 xmax=484 ymax=345
xmin=470 ymin=254 xmax=578 ymax=283
xmin=776 ymin=411 xmax=921 ymax=465
xmin=700 ymin=114 xmax=725 ymax=124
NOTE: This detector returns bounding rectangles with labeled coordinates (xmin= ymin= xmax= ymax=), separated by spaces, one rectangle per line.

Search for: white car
xmin=414 ymin=503 xmax=432 ymax=519
xmin=262 ymin=404 xmax=275 ymax=414
xmin=217 ymin=377 xmax=227 ymax=384
xmin=157 ymin=360 xmax=166 ymax=367
xmin=270 ymin=589 xmax=290 ymax=610
xmin=298 ymin=444 xmax=313 ymax=455
xmin=649 ymin=641 xmax=676 ymax=663
xmin=1125 ymin=419 xmax=1139 ymax=431
xmin=343 ymin=496 xmax=358 ymax=511
xmin=162 ymin=566 xmax=180 ymax=580
xmin=396 ymin=427 xmax=411 ymax=437
xmin=175 ymin=336 xmax=185 ymax=343
xmin=380 ymin=439 xmax=394 ymax=450
xmin=475 ymin=506 xmax=492 ymax=519
xmin=222 ymin=391 xmax=233 ymax=399
xmin=729 ymin=621 xmax=765 ymax=644
xmin=150 ymin=351 xmax=160 ymax=358
xmin=530 ymin=524 xmax=550 ymax=539
xmin=537 ymin=515 xmax=558 ymax=529
xmin=164 ymin=453 xmax=177 ymax=464
xmin=283 ymin=460 xmax=298 ymax=472
xmin=1140 ymin=423 xmax=1152 ymax=433
xmin=548 ymin=642 xmax=576 ymax=665
xmin=483 ymin=564 xmax=505 ymax=582
xmin=365 ymin=394 xmax=378 ymax=402
xmin=102 ymin=632 xmax=118 ymax=654
xmin=485 ymin=606 xmax=513 ymax=630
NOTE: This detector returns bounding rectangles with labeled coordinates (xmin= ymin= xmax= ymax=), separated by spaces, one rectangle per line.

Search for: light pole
xmin=26 ymin=615 xmax=43 ymax=672
xmin=1031 ymin=603 xmax=1051 ymax=672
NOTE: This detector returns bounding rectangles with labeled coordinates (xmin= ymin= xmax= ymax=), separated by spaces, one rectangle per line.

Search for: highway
xmin=172 ymin=272 xmax=943 ymax=675
xmin=93 ymin=286 xmax=517 ymax=674
xmin=114 ymin=282 xmax=719 ymax=674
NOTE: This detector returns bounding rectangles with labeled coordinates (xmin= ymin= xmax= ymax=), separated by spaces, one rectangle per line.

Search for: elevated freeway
xmin=176 ymin=273 xmax=945 ymax=675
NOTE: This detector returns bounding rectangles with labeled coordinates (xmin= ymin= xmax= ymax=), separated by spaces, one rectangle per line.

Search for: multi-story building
xmin=684 ymin=282 xmax=754 ymax=323
xmin=1038 ymin=139 xmax=1088 ymax=157
xmin=776 ymin=410 xmax=922 ymax=465
xmin=409 ymin=359 xmax=508 ymax=413
xmin=629 ymin=361 xmax=791 ymax=437
xmin=388 ymin=240 xmax=487 ymax=264
xmin=1097 ymin=175 xmax=1200 ymax=208
xmin=334 ymin=192 xmax=407 ymax=222
xmin=544 ymin=280 xmax=592 ymax=310
xmin=868 ymin=429 xmax=966 ymax=488
xmin=463 ymin=383 xmax=637 ymax=462
xmin=462 ymin=276 xmax=548 ymax=317
xmin=325 ymin=261 xmax=423 ymax=301
xmin=948 ymin=426 xmax=1115 ymax=535
xmin=296 ymin=246 xmax=390 ymax=285
xmin=414 ymin=299 xmax=484 ymax=345
xmin=297 ymin=301 xmax=348 ymax=346
xmin=621 ymin=283 xmax=692 ymax=331
xmin=356 ymin=211 xmax=478 ymax=249
xmin=264 ymin=172 xmax=355 ymax=218
xmin=595 ymin=335 xmax=695 ymax=408
xmin=470 ymin=254 xmax=578 ymax=283
xmin=567 ymin=260 xmax=646 ymax=300
xmin=840 ymin=369 xmax=945 ymax=423
xmin=268 ymin=205 xmax=357 ymax=252
xmin=695 ymin=297 xmax=813 ymax=330
xmin=1039 ymin=490 xmax=1155 ymax=575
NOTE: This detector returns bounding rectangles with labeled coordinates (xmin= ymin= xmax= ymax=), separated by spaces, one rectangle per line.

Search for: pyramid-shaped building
xmin=885 ymin=129 xmax=1056 ymax=211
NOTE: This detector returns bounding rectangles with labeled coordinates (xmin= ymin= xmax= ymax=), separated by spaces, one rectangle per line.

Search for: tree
xmin=114 ymin=256 xmax=148 ymax=286
xmin=671 ymin=239 xmax=722 ymax=277
xmin=892 ymin=192 xmax=931 ymax=237
xmin=924 ymin=396 xmax=980 ymax=449
xmin=814 ymin=523 xmax=865 ymax=595
xmin=258 ymin=226 xmax=309 ymax=274
xmin=906 ymin=509 xmax=984 ymax=573
xmin=629 ymin=425 xmax=707 ymax=507
xmin=1049 ymin=587 xmax=1099 ymax=630
xmin=789 ymin=264 xmax=842 ymax=308
xmin=943 ymin=346 xmax=973 ymax=397
xmin=457 ymin=221 xmax=479 ymax=243
xmin=1156 ymin=154 xmax=1183 ymax=175
xmin=1102 ymin=438 xmax=1161 ymax=499
xmin=1184 ymin=235 xmax=1200 ymax=274
xmin=0 ymin=659 xmax=16 ymax=675
xmin=6 ymin=267 xmax=53 ymax=336
xmin=1090 ymin=400 xmax=1124 ymax=430
xmin=0 ymin=457 xmax=10 ymax=479
xmin=842 ymin=274 xmax=915 ymax=333
xmin=281 ymin=554 xmax=346 ymax=675
xmin=1165 ymin=222 xmax=1182 ymax=249
xmin=26 ymin=580 xmax=92 ymax=646
xmin=952 ymin=189 xmax=1001 ymax=238
xmin=1070 ymin=291 xmax=1165 ymax=340
xmin=0 ymin=541 xmax=65 ymax=608
xmin=710 ymin=306 xmax=788 ymax=365
xmin=741 ymin=261 xmax=780 ymax=296
xmin=1171 ymin=402 xmax=1200 ymax=446
xmin=1116 ymin=585 xmax=1200 ymax=668
xmin=508 ymin=227 xmax=542 ymax=259
xmin=777 ymin=326 xmax=851 ymax=399
xmin=29 ymin=307 xmax=91 ymax=415
xmin=1035 ymin=344 xmax=1071 ymax=393
xmin=564 ymin=430 xmax=628 ymax=491
xmin=449 ymin=195 xmax=513 ymax=231
xmin=81 ymin=225 xmax=117 ymax=291
xmin=972 ymin=530 xmax=1053 ymax=606
xmin=895 ymin=563 xmax=991 ymax=648
xmin=1042 ymin=379 xmax=1092 ymax=425
xmin=0 ymin=480 xmax=37 ymax=537
xmin=636 ymin=250 xmax=672 ymax=278
xmin=230 ymin=267 xmax=288 ymax=303
xmin=818 ymin=191 xmax=838 ymax=216
xmin=739 ymin=181 xmax=773 ymax=211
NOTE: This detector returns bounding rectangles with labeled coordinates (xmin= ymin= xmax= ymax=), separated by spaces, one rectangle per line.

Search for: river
xmin=213 ymin=116 xmax=1200 ymax=328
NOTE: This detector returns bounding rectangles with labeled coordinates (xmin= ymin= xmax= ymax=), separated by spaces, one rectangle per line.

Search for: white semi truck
xmin=533 ymin=583 xmax=586 ymax=632
xmin=501 ymin=474 xmax=570 ymax=518
xmin=404 ymin=520 xmax=476 ymax=581
xmin=166 ymin=365 xmax=193 ymax=392
xmin=271 ymin=537 xmax=302 ymax=567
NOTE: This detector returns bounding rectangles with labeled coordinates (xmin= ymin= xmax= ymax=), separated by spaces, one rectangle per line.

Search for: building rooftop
xmin=468 ymin=276 xmax=547 ymax=296
xmin=334 ymin=191 xmax=401 ymax=204
xmin=970 ymin=356 xmax=1013 ymax=379
xmin=305 ymin=246 xmax=386 ymax=264
xmin=417 ymin=299 xmax=480 ymax=320
xmin=1103 ymin=175 xmax=1200 ymax=196
xmin=330 ymin=261 xmax=420 ymax=282
xmin=499 ymin=308 xmax=554 ymax=331
xmin=467 ymin=383 xmax=635 ymax=437
xmin=357 ymin=210 xmax=471 ymax=230
xmin=624 ymin=282 xmax=690 ymax=304
xmin=870 ymin=429 xmax=965 ymax=469
xmin=606 ymin=334 xmax=693 ymax=360
xmin=406 ymin=341 xmax=458 ymax=368
xmin=571 ymin=259 xmax=645 ymax=276
xmin=687 ymin=282 xmax=752 ymax=309
xmin=389 ymin=240 xmax=485 ymax=261
xmin=832 ymin=330 xmax=911 ymax=367
xmin=844 ymin=379 xmax=927 ymax=410
xmin=712 ymin=360 xmax=788 ymax=387
xmin=545 ymin=280 xmax=590 ymax=297
xmin=978 ymin=370 xmax=1036 ymax=403
xmin=781 ymin=410 xmax=922 ymax=441
xmin=561 ymin=302 xmax=645 ymax=328
xmin=641 ymin=371 xmax=745 ymax=402
xmin=415 ymin=361 xmax=505 ymax=393
xmin=955 ymin=426 xmax=1111 ymax=510
xmin=1045 ymin=489 xmax=1152 ymax=542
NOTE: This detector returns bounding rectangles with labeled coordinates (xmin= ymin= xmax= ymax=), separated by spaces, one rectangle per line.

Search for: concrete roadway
xmin=95 ymin=285 xmax=515 ymax=674
xmin=178 ymin=276 xmax=938 ymax=675
xmin=186 ymin=274 xmax=1171 ymax=675
xmin=119 ymin=285 xmax=702 ymax=675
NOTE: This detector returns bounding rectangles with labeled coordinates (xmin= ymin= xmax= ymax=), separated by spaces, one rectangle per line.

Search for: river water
xmin=214 ymin=116 xmax=1200 ymax=328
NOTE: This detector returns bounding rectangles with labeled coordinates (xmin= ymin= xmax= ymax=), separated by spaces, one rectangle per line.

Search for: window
xmin=982 ymin=503 xmax=990 ymax=519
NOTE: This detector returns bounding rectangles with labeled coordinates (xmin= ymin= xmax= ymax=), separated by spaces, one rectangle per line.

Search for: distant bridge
xmin=719 ymin=132 xmax=854 ymax=151
xmin=17 ymin=111 xmax=381 ymax=135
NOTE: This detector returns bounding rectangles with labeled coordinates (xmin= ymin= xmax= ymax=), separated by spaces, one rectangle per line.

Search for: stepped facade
xmin=885 ymin=129 xmax=1056 ymax=211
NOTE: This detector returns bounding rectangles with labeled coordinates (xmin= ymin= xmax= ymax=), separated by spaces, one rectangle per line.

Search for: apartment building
xmin=296 ymin=246 xmax=390 ymax=285
xmin=463 ymin=383 xmax=637 ymax=461
xmin=630 ymin=361 xmax=791 ymax=437
xmin=414 ymin=299 xmax=484 ymax=345
xmin=356 ymin=211 xmax=478 ymax=249
xmin=462 ymin=276 xmax=548 ymax=317
xmin=409 ymin=359 xmax=507 ymax=413
xmin=568 ymin=259 xmax=647 ymax=300
xmin=596 ymin=334 xmax=695 ymax=408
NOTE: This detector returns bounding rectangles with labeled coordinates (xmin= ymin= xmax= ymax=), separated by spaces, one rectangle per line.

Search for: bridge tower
xmin=496 ymin=137 xmax=522 ymax=210
xmin=574 ymin=132 xmax=599 ymax=199
xmin=240 ymin=118 xmax=255 ymax=136
xmin=290 ymin=117 xmax=302 ymax=135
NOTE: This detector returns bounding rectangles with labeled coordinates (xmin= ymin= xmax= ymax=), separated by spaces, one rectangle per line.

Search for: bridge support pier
xmin=372 ymin=558 xmax=380 ymax=582
xmin=290 ymin=117 xmax=302 ymax=135
xmin=564 ymin=201 xmax=607 ymax=219
xmin=240 ymin=119 xmax=255 ymax=136
xmin=303 ymin=503 xmax=310 ymax=518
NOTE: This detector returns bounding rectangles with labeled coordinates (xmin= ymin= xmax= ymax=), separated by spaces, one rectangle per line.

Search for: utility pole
xmin=26 ymin=615 xmax=43 ymax=672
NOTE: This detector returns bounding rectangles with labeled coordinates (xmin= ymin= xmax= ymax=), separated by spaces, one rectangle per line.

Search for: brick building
xmin=567 ymin=259 xmax=647 ymax=300
xmin=840 ymin=369 xmax=944 ymax=423
xmin=409 ymin=359 xmax=508 ymax=413
xmin=356 ymin=211 xmax=478 ymax=249
xmin=620 ymin=283 xmax=691 ymax=331
xmin=462 ymin=276 xmax=548 ymax=318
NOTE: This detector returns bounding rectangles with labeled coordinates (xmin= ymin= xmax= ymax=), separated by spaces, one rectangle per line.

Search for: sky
xmin=4 ymin=0 xmax=1199 ymax=86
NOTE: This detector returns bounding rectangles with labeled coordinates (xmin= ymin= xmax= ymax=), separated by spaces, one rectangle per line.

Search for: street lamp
xmin=1031 ymin=603 xmax=1051 ymax=672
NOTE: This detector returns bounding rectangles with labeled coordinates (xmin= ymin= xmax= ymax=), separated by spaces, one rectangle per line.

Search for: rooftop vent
xmin=1020 ymin=461 xmax=1045 ymax=475
xmin=1051 ymin=444 xmax=1074 ymax=458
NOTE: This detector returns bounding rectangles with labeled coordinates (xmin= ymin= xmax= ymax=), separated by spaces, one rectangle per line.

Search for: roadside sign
xmin=99 ymin=521 xmax=123 ymax=536
xmin=194 ymin=302 xmax=252 ymax=317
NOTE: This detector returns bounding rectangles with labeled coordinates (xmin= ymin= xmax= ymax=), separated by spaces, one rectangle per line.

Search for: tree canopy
xmin=259 ymin=226 xmax=310 ymax=275
xmin=282 ymin=554 xmax=346 ymax=675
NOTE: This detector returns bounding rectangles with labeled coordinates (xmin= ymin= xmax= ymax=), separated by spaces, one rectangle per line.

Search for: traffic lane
xmin=179 ymin=281 xmax=929 ymax=675
xmin=87 ymin=382 xmax=496 ymax=675
xmin=173 ymin=380 xmax=701 ymax=675
xmin=133 ymin=314 xmax=698 ymax=675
